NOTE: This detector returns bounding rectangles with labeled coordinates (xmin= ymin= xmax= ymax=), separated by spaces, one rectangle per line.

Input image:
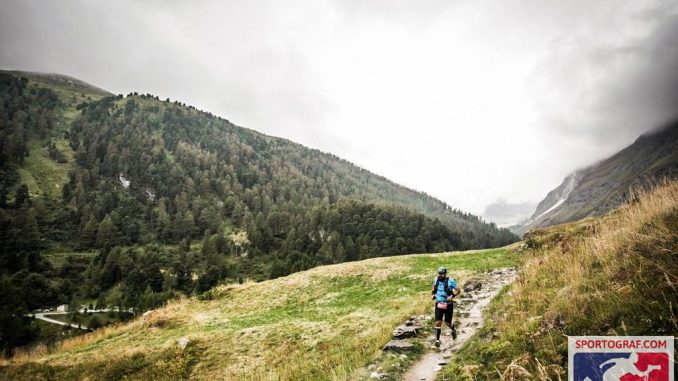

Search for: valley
xmin=0 ymin=68 xmax=676 ymax=380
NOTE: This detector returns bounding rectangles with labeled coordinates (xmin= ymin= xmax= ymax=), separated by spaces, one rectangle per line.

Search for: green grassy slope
xmin=1 ymin=70 xmax=109 ymax=199
xmin=0 ymin=248 xmax=518 ymax=380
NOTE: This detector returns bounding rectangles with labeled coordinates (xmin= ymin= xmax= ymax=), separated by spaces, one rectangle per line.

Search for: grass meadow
xmin=1 ymin=248 xmax=518 ymax=380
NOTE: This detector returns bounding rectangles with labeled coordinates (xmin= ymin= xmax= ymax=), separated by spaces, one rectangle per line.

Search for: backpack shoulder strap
xmin=443 ymin=277 xmax=452 ymax=295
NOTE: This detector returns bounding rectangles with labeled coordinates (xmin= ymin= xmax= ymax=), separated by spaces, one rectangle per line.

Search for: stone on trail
xmin=463 ymin=280 xmax=483 ymax=293
xmin=383 ymin=340 xmax=415 ymax=351
xmin=393 ymin=325 xmax=420 ymax=339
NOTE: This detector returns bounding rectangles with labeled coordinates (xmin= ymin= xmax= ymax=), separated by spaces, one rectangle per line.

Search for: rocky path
xmin=400 ymin=268 xmax=517 ymax=381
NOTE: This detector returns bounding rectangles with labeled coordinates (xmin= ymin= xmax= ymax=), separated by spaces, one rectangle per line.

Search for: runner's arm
xmin=446 ymin=278 xmax=461 ymax=301
xmin=446 ymin=287 xmax=461 ymax=301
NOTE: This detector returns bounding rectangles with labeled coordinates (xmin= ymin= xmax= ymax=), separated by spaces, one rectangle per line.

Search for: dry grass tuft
xmin=444 ymin=179 xmax=678 ymax=381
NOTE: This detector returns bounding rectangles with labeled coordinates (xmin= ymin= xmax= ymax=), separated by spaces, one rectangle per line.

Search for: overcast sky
xmin=2 ymin=0 xmax=677 ymax=215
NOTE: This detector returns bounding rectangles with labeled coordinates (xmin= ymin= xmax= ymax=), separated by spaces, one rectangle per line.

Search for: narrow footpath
xmin=402 ymin=268 xmax=517 ymax=381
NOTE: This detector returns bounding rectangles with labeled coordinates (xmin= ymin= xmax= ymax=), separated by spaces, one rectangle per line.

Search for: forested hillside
xmin=62 ymin=88 xmax=513 ymax=248
xmin=0 ymin=71 xmax=515 ymax=355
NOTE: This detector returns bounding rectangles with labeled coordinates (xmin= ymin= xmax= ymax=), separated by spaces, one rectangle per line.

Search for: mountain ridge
xmin=1 ymin=69 xmax=112 ymax=97
xmin=0 ymin=70 xmax=509 ymax=234
xmin=513 ymin=120 xmax=678 ymax=234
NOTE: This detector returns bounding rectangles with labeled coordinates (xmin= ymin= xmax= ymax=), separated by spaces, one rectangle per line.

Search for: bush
xmin=88 ymin=315 xmax=102 ymax=330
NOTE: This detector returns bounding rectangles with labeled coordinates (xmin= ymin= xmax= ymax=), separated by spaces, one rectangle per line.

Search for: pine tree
xmin=96 ymin=215 xmax=116 ymax=247
xmin=13 ymin=184 xmax=29 ymax=208
xmin=156 ymin=198 xmax=171 ymax=241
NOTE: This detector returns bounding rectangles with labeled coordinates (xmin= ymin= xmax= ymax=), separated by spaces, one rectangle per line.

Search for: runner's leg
xmin=444 ymin=303 xmax=456 ymax=339
xmin=434 ymin=304 xmax=443 ymax=340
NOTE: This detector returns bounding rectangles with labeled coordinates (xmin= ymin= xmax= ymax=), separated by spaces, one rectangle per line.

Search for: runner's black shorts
xmin=434 ymin=302 xmax=453 ymax=323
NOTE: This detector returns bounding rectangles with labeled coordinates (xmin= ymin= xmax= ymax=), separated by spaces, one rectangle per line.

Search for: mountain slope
xmin=0 ymin=70 xmax=515 ymax=250
xmin=515 ymin=121 xmax=678 ymax=234
xmin=4 ymin=70 xmax=111 ymax=98
xmin=442 ymin=180 xmax=678 ymax=381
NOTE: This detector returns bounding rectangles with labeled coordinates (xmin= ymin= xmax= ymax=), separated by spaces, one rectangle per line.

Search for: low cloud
xmin=530 ymin=3 xmax=678 ymax=160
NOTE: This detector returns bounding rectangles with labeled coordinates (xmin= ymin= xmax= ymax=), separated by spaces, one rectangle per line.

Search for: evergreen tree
xmin=13 ymin=184 xmax=29 ymax=208
xmin=96 ymin=215 xmax=115 ymax=246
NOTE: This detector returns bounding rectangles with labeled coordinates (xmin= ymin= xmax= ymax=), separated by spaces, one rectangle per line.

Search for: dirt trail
xmin=402 ymin=268 xmax=517 ymax=381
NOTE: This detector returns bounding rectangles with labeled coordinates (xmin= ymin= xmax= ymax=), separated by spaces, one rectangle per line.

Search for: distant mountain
xmin=481 ymin=200 xmax=536 ymax=227
xmin=514 ymin=121 xmax=678 ymax=235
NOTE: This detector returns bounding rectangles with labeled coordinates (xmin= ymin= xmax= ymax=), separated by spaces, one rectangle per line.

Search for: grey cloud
xmin=331 ymin=0 xmax=456 ymax=26
xmin=531 ymin=3 xmax=678 ymax=151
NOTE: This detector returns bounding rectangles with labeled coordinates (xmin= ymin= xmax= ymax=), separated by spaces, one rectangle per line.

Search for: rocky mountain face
xmin=512 ymin=121 xmax=678 ymax=235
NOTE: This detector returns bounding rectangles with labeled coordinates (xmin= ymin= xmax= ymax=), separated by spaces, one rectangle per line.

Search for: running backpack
xmin=434 ymin=277 xmax=453 ymax=296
